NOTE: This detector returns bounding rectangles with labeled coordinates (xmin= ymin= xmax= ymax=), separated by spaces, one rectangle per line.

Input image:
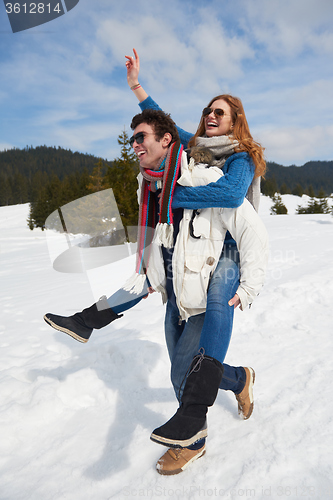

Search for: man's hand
xmin=228 ymin=293 xmax=240 ymax=309
xmin=143 ymin=286 xmax=155 ymax=299
xmin=125 ymin=48 xmax=140 ymax=88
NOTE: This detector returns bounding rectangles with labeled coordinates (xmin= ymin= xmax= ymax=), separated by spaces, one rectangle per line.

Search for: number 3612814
xmin=5 ymin=3 xmax=62 ymax=14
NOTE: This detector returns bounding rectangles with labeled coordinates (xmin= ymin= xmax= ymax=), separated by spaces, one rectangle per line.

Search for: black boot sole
xmin=150 ymin=427 xmax=208 ymax=448
xmin=43 ymin=315 xmax=89 ymax=343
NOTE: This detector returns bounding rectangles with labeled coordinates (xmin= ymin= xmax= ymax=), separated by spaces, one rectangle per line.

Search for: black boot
xmin=150 ymin=350 xmax=224 ymax=448
xmin=44 ymin=296 xmax=122 ymax=343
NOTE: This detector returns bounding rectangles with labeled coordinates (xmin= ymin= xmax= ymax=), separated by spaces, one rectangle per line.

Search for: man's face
xmin=132 ymin=123 xmax=170 ymax=170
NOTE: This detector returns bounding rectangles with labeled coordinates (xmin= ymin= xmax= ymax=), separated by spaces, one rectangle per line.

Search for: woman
xmin=126 ymin=49 xmax=267 ymax=474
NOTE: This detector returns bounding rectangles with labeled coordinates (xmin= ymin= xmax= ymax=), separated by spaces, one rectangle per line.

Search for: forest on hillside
xmin=1 ymin=137 xmax=332 ymax=230
xmin=0 ymin=145 xmax=103 ymax=206
xmin=261 ymin=160 xmax=333 ymax=198
xmin=0 ymin=132 xmax=140 ymax=232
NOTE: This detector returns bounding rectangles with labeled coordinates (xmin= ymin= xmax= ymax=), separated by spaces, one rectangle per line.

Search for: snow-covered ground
xmin=0 ymin=196 xmax=333 ymax=500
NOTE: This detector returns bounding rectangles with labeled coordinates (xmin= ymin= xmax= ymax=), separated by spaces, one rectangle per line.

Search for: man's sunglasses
xmin=202 ymin=107 xmax=227 ymax=118
xmin=129 ymin=131 xmax=154 ymax=147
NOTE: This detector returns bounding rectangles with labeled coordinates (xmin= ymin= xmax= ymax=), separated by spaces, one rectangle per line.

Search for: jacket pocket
xmin=180 ymin=255 xmax=215 ymax=309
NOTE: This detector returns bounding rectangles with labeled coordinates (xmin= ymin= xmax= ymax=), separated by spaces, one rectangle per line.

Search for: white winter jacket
xmin=172 ymin=152 xmax=269 ymax=320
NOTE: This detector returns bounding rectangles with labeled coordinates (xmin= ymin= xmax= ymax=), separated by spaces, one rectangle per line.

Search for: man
xmin=44 ymin=109 xmax=264 ymax=475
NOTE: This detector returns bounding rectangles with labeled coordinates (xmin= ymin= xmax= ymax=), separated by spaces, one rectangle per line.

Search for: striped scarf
xmin=123 ymin=140 xmax=183 ymax=294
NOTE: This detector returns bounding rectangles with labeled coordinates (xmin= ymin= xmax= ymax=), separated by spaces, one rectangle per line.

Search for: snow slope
xmin=0 ymin=198 xmax=332 ymax=500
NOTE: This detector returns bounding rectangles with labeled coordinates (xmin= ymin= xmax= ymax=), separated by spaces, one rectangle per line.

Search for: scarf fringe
xmin=122 ymin=272 xmax=146 ymax=294
xmin=153 ymin=222 xmax=174 ymax=248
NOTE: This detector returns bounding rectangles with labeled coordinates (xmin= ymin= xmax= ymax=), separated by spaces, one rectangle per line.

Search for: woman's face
xmin=204 ymin=99 xmax=233 ymax=137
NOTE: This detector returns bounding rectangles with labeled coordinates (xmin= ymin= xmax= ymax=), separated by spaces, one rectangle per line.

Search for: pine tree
xmin=261 ymin=176 xmax=278 ymax=197
xmin=77 ymin=168 xmax=91 ymax=198
xmin=319 ymin=197 xmax=331 ymax=214
xmin=86 ymin=159 xmax=107 ymax=193
xmin=317 ymin=188 xmax=327 ymax=198
xmin=28 ymin=185 xmax=49 ymax=229
xmin=305 ymin=185 xmax=315 ymax=197
xmin=296 ymin=197 xmax=331 ymax=214
xmin=292 ymin=183 xmax=304 ymax=197
xmin=0 ymin=176 xmax=13 ymax=205
xmin=270 ymin=194 xmax=288 ymax=215
xmin=11 ymin=173 xmax=29 ymax=204
xmin=280 ymin=183 xmax=291 ymax=195
xmin=30 ymin=170 xmax=49 ymax=203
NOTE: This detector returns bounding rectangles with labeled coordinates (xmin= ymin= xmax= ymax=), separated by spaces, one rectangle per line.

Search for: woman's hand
xmin=228 ymin=293 xmax=240 ymax=309
xmin=125 ymin=48 xmax=148 ymax=103
xmin=125 ymin=48 xmax=140 ymax=88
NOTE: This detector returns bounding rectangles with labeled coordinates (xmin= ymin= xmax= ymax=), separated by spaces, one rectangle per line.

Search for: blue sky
xmin=1 ymin=0 xmax=333 ymax=165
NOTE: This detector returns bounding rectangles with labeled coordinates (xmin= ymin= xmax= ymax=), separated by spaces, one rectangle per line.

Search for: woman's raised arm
xmin=125 ymin=48 xmax=148 ymax=103
xmin=125 ymin=48 xmax=192 ymax=148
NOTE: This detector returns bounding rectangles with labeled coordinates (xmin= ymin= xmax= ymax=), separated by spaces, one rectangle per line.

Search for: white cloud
xmin=92 ymin=10 xmax=253 ymax=93
xmin=256 ymin=125 xmax=333 ymax=165
xmin=50 ymin=122 xmax=123 ymax=158
xmin=240 ymin=0 xmax=333 ymax=59
xmin=94 ymin=17 xmax=197 ymax=90
xmin=0 ymin=0 xmax=332 ymax=165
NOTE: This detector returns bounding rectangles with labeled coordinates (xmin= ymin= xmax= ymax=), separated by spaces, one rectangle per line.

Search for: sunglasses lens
xmin=202 ymin=107 xmax=211 ymax=116
xmin=136 ymin=133 xmax=145 ymax=144
xmin=130 ymin=132 xmax=145 ymax=147
xmin=214 ymin=108 xmax=225 ymax=117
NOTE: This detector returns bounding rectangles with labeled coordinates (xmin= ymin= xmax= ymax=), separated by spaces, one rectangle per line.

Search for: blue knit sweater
xmin=139 ymin=96 xmax=255 ymax=210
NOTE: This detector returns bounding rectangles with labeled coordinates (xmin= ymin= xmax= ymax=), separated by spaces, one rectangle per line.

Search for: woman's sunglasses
xmin=202 ymin=107 xmax=227 ymax=118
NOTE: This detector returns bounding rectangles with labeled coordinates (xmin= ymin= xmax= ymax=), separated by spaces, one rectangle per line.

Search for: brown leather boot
xmin=156 ymin=445 xmax=206 ymax=475
xmin=235 ymin=367 xmax=255 ymax=419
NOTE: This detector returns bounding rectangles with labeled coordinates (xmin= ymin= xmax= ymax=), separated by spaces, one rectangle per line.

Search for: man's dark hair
xmin=130 ymin=109 xmax=179 ymax=143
